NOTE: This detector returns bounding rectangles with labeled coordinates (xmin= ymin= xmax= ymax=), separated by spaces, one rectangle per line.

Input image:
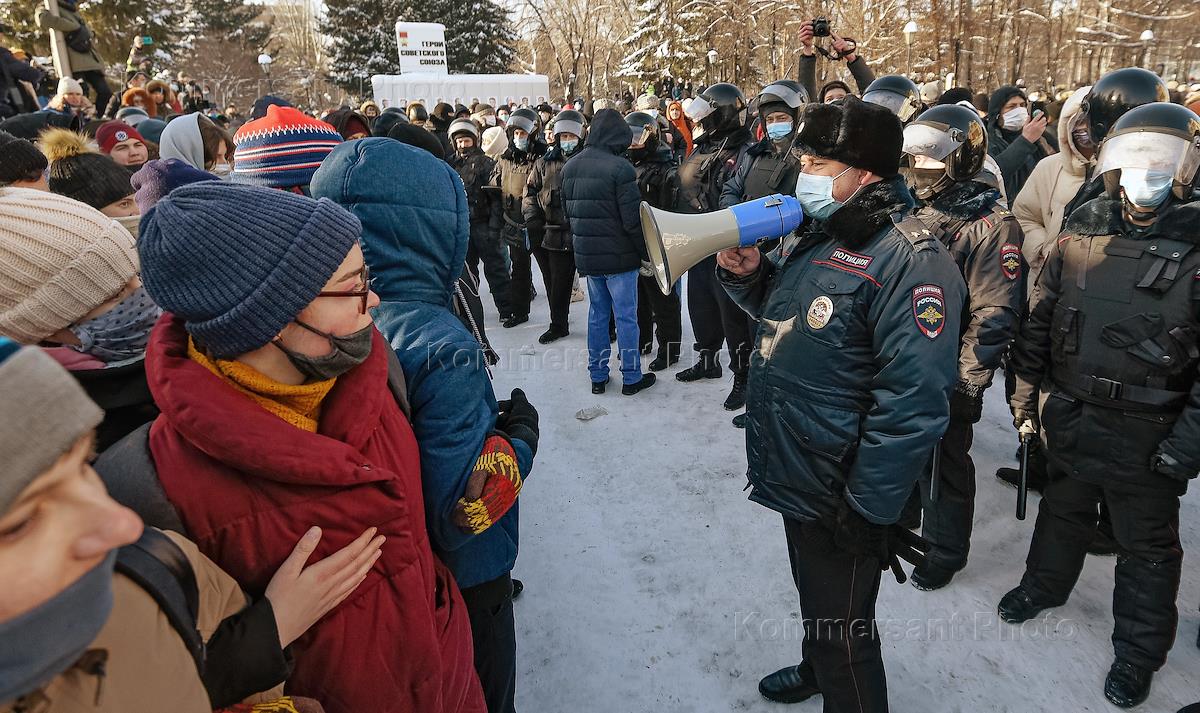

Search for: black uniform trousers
xmin=465 ymin=222 xmax=513 ymax=317
xmin=784 ymin=516 xmax=889 ymax=713
xmin=686 ymin=255 xmax=752 ymax=375
xmin=534 ymin=245 xmax=576 ymax=331
xmin=508 ymin=239 xmax=549 ymax=320
xmin=637 ymin=275 xmax=682 ymax=359
xmin=917 ymin=411 xmax=975 ymax=571
xmin=1020 ymin=461 xmax=1182 ymax=671
xmin=461 ymin=572 xmax=518 ymax=713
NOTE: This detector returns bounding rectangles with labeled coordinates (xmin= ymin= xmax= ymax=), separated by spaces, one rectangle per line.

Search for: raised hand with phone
xmin=797 ymin=17 xmax=876 ymax=104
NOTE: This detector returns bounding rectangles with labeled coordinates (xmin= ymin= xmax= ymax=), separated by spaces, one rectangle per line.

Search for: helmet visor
xmin=629 ymin=124 xmax=654 ymax=148
xmin=686 ymin=96 xmax=715 ymax=123
xmin=903 ymin=122 xmax=963 ymax=162
xmin=554 ymin=119 xmax=584 ymax=138
xmin=759 ymin=83 xmax=807 ymax=109
xmin=1095 ymin=131 xmax=1199 ymax=186
xmin=507 ymin=114 xmax=537 ymax=134
xmin=863 ymin=89 xmax=919 ymax=122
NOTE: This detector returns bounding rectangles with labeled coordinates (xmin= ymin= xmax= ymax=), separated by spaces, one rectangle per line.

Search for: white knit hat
xmin=482 ymin=125 xmax=508 ymax=158
xmin=0 ymin=188 xmax=139 ymax=343
xmin=635 ymin=93 xmax=660 ymax=111
xmin=57 ymin=76 xmax=83 ymax=96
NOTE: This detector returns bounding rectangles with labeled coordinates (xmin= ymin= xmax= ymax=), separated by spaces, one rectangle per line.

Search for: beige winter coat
xmin=1010 ymin=86 xmax=1091 ymax=296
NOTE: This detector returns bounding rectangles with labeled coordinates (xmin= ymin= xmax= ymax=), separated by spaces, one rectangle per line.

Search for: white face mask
xmin=1001 ymin=106 xmax=1029 ymax=131
xmin=483 ymin=115 xmax=497 ymax=126
xmin=211 ymin=162 xmax=233 ymax=179
xmin=645 ymin=109 xmax=658 ymax=120
xmin=1119 ymin=167 xmax=1174 ymax=209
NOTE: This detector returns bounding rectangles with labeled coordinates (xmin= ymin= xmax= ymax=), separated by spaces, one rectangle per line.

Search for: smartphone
xmin=141 ymin=36 xmax=154 ymax=46
xmin=1032 ymin=109 xmax=1045 ymax=121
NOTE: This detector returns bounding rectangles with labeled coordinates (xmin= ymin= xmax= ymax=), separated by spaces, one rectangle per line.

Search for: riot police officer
xmin=900 ymin=104 xmax=1025 ymax=590
xmin=449 ymin=118 xmax=513 ymax=320
xmin=627 ymin=110 xmax=683 ymax=371
xmin=674 ymin=83 xmax=756 ymax=413
xmin=717 ymin=96 xmax=966 ymax=712
xmin=999 ymin=103 xmax=1200 ymax=709
xmin=491 ymin=107 xmax=547 ymax=327
xmin=862 ymin=75 xmax=924 ymax=125
xmin=523 ymin=109 xmax=586 ymax=344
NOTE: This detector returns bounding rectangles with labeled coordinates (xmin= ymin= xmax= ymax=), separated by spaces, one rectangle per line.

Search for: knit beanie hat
xmin=138 ymin=118 xmax=168 ymax=144
xmin=0 ymin=337 xmax=103 ymax=515
xmin=232 ymin=105 xmax=343 ymax=190
xmin=41 ymin=128 xmax=135 ymax=210
xmin=371 ymin=107 xmax=409 ymax=138
xmin=131 ymin=158 xmax=219 ymax=213
xmin=138 ymin=182 xmax=362 ymax=358
xmin=481 ymin=125 xmax=508 ymax=158
xmin=635 ymin=93 xmax=660 ymax=111
xmin=57 ymin=76 xmax=83 ymax=96
xmin=388 ymin=123 xmax=445 ymax=160
xmin=95 ymin=121 xmax=145 ymax=155
xmin=250 ymin=94 xmax=293 ymax=121
xmin=0 ymin=130 xmax=48 ymax=186
xmin=0 ymin=187 xmax=139 ymax=343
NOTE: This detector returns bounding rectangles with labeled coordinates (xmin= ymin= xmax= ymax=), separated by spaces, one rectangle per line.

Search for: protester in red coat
xmin=135 ymin=181 xmax=486 ymax=713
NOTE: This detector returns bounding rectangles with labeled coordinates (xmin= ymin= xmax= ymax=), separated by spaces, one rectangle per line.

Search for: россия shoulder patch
xmin=912 ymin=284 xmax=946 ymax=339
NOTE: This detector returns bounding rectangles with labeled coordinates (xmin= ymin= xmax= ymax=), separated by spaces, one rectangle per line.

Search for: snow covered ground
xmin=484 ymin=273 xmax=1200 ymax=713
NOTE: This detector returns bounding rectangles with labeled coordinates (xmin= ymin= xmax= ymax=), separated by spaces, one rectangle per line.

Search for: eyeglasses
xmin=317 ymin=264 xmax=372 ymax=314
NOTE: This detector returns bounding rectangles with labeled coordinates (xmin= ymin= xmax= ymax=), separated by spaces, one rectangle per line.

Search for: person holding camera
xmin=35 ymin=0 xmax=111 ymax=117
xmin=798 ymin=18 xmax=876 ymax=104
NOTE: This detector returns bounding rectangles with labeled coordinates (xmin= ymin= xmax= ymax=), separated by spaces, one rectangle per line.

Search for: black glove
xmin=1151 ymin=448 xmax=1195 ymax=482
xmin=822 ymin=499 xmax=933 ymax=584
xmin=496 ymin=388 xmax=539 ymax=457
xmin=1010 ymin=403 xmax=1039 ymax=435
xmin=950 ymin=385 xmax=985 ymax=424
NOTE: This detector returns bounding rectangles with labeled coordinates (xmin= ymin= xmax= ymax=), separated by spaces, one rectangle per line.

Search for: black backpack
xmin=115 ymin=529 xmax=205 ymax=673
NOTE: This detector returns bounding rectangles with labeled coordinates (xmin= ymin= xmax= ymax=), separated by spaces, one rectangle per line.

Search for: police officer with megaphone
xmin=717 ymin=96 xmax=966 ymax=710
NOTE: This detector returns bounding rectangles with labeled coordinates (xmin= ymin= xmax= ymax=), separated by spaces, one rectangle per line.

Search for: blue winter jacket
xmin=311 ymin=139 xmax=533 ymax=588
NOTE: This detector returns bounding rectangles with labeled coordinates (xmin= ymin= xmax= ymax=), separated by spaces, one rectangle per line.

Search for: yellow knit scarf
xmin=188 ymin=338 xmax=336 ymax=433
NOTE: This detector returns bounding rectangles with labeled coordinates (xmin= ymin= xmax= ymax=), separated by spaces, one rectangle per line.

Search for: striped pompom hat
xmin=231 ymin=104 xmax=342 ymax=190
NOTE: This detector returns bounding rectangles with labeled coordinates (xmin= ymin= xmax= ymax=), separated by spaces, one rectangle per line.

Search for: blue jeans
xmin=586 ymin=270 xmax=642 ymax=385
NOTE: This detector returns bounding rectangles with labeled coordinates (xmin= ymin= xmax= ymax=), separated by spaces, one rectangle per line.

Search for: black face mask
xmin=901 ymin=166 xmax=948 ymax=200
xmin=272 ymin=320 xmax=373 ymax=381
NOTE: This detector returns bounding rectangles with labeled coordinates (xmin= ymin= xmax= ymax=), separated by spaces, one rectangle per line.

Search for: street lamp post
xmin=707 ymin=49 xmax=718 ymax=85
xmin=257 ymin=53 xmax=274 ymax=94
xmin=1140 ymin=29 xmax=1155 ymax=70
xmin=904 ymin=21 xmax=919 ymax=78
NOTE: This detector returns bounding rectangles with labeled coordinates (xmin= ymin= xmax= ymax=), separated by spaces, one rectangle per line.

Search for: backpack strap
xmin=383 ymin=343 xmax=413 ymax=419
xmin=115 ymin=529 xmax=205 ymax=675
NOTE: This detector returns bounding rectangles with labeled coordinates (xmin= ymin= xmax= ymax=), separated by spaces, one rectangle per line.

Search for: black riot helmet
xmin=506 ymin=107 xmax=541 ymax=138
xmin=1083 ymin=67 xmax=1169 ymax=144
xmin=901 ymin=104 xmax=989 ymax=199
xmin=625 ymin=111 xmax=660 ymax=161
xmin=756 ymin=79 xmax=810 ymax=118
xmin=552 ymin=109 xmax=586 ymax=139
xmin=862 ymin=75 xmax=923 ymax=124
xmin=1095 ymin=102 xmax=1200 ymax=211
xmin=685 ymin=83 xmax=747 ymax=138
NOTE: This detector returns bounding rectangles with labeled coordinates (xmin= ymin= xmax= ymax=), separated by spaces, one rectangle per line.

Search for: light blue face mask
xmin=766 ymin=121 xmax=793 ymax=141
xmin=1119 ymin=167 xmax=1173 ymax=209
xmin=795 ymin=165 xmax=857 ymax=221
xmin=645 ymin=109 xmax=658 ymax=120
xmin=560 ymin=138 xmax=579 ymax=154
xmin=513 ymin=135 xmax=530 ymax=152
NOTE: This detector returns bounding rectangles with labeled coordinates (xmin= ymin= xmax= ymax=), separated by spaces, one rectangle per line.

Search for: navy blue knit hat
xmin=138 ymin=182 xmax=362 ymax=358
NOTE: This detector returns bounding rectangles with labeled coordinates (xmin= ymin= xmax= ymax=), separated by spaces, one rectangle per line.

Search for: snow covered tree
xmin=617 ymin=0 xmax=707 ymax=85
xmin=423 ymin=0 xmax=516 ymax=74
xmin=320 ymin=0 xmax=403 ymax=93
xmin=189 ymin=0 xmax=270 ymax=52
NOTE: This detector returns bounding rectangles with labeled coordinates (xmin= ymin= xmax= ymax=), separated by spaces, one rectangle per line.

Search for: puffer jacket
xmin=719 ymin=176 xmax=966 ymax=524
xmin=522 ymin=145 xmax=574 ymax=251
xmin=1 ymin=532 xmax=280 ymax=713
xmin=1011 ymin=86 xmax=1091 ymax=295
xmin=310 ymin=139 xmax=534 ymax=590
xmin=560 ymin=109 xmax=646 ymax=276
xmin=141 ymin=315 xmax=485 ymax=713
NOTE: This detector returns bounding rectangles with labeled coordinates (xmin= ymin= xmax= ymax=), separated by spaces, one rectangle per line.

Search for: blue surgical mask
xmin=1119 ymin=167 xmax=1173 ymax=209
xmin=513 ymin=135 xmax=529 ymax=152
xmin=0 ymin=552 xmax=117 ymax=703
xmin=69 ymin=286 xmax=162 ymax=363
xmin=795 ymin=166 xmax=856 ymax=221
xmin=560 ymin=138 xmax=579 ymax=154
xmin=766 ymin=121 xmax=793 ymax=141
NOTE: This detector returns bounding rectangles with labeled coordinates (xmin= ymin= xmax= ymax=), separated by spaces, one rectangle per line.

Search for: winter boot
xmin=592 ymin=378 xmax=609 ymax=395
xmin=622 ymin=373 xmax=657 ymax=396
xmin=503 ymin=313 xmax=529 ymax=328
xmin=723 ymin=372 xmax=748 ymax=411
xmin=997 ymin=586 xmax=1057 ymax=623
xmin=649 ymin=343 xmax=681 ymax=372
xmin=758 ymin=663 xmax=820 ymax=704
xmin=911 ymin=563 xmax=958 ymax=591
xmin=732 ymin=412 xmax=747 ymax=429
xmin=538 ymin=325 xmax=569 ymax=344
xmin=1104 ymin=660 xmax=1153 ymax=708
xmin=676 ymin=351 xmax=722 ymax=382
xmin=511 ymin=578 xmax=524 ymax=601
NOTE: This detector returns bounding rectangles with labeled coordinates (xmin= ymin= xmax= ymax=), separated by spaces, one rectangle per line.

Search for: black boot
xmin=911 ymin=563 xmax=958 ymax=591
xmin=511 ymin=578 xmax=524 ymax=601
xmin=592 ymin=378 xmax=609 ymax=395
xmin=676 ymin=352 xmax=721 ymax=382
xmin=997 ymin=586 xmax=1056 ymax=623
xmin=649 ymin=344 xmax=681 ymax=372
xmin=1177 ymin=703 xmax=1200 ymax=713
xmin=1104 ymin=660 xmax=1153 ymax=708
xmin=538 ymin=326 xmax=569 ymax=344
xmin=503 ymin=313 xmax=529 ymax=328
xmin=758 ymin=663 xmax=820 ymax=704
xmin=723 ymin=372 xmax=748 ymax=411
xmin=732 ymin=412 xmax=747 ymax=429
xmin=622 ymin=373 xmax=657 ymax=396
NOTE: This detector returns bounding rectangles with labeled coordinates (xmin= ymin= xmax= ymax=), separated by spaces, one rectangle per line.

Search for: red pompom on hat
xmin=95 ymin=121 xmax=145 ymax=155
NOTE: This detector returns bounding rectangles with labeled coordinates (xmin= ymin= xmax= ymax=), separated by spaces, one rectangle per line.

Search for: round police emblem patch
xmin=806 ymin=295 xmax=834 ymax=329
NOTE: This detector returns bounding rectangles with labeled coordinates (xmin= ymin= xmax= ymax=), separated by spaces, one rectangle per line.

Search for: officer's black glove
xmin=1151 ymin=448 xmax=1196 ymax=482
xmin=496 ymin=388 xmax=539 ymax=457
xmin=823 ymin=499 xmax=933 ymax=584
xmin=950 ymin=384 xmax=985 ymax=424
xmin=1010 ymin=404 xmax=1039 ymax=435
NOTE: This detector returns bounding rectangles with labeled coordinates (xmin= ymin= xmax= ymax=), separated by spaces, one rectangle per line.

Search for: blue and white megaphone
xmin=641 ymin=194 xmax=804 ymax=295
